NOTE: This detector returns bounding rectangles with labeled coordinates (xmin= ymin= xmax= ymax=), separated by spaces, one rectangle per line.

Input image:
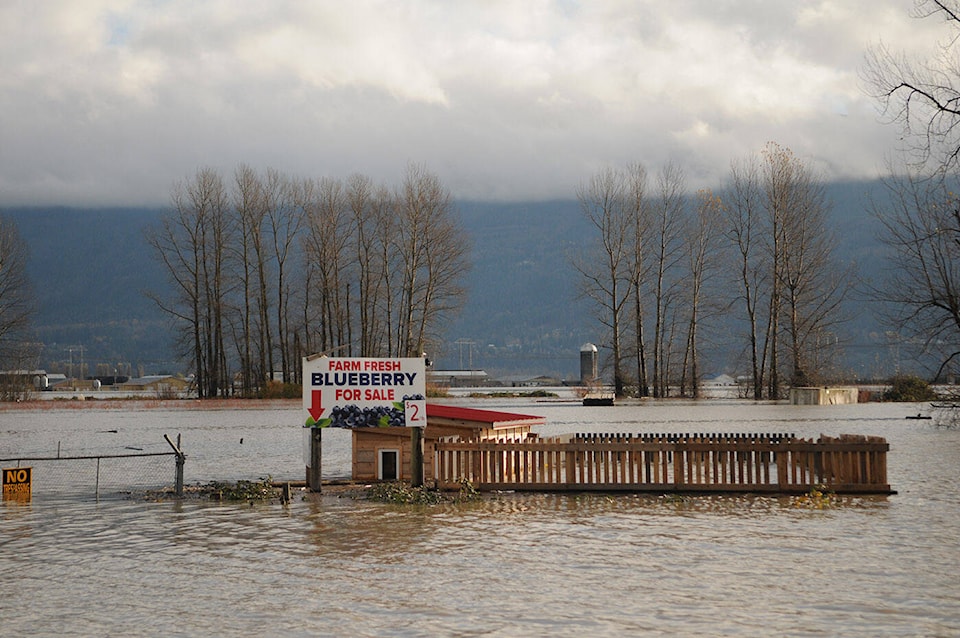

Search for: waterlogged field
xmin=2 ymin=397 xmax=959 ymax=636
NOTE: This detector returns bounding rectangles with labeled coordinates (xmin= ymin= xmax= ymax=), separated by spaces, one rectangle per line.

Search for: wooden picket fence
xmin=433 ymin=433 xmax=891 ymax=494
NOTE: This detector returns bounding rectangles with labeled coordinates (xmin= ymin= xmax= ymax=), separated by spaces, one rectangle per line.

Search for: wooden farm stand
xmin=352 ymin=406 xmax=893 ymax=495
xmin=351 ymin=405 xmax=544 ymax=482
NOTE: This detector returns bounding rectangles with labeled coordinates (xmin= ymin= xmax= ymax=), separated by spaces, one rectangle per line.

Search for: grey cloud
xmin=0 ymin=0 xmax=940 ymax=206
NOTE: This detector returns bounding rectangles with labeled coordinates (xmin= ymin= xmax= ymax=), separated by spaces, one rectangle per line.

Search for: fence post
xmin=776 ymin=444 xmax=788 ymax=489
xmin=673 ymin=443 xmax=684 ymax=487
xmin=164 ymin=433 xmax=186 ymax=497
xmin=175 ymin=455 xmax=184 ymax=496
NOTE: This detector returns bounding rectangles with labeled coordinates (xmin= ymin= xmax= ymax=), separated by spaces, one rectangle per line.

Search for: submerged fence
xmin=1 ymin=435 xmax=186 ymax=500
xmin=434 ymin=433 xmax=891 ymax=494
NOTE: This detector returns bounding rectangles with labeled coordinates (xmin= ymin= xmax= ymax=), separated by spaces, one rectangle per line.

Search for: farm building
xmin=352 ymin=404 xmax=545 ymax=481
xmin=117 ymin=375 xmax=192 ymax=396
xmin=789 ymin=386 xmax=859 ymax=405
xmin=342 ymin=404 xmax=891 ymax=495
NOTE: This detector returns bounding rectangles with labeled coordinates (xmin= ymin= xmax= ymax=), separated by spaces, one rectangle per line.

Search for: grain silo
xmin=579 ymin=343 xmax=598 ymax=384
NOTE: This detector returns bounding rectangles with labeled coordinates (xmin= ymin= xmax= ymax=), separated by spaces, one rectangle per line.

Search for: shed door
xmin=379 ymin=449 xmax=399 ymax=480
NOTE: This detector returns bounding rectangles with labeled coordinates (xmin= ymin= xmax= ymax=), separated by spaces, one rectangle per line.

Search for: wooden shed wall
xmin=352 ymin=430 xmax=437 ymax=482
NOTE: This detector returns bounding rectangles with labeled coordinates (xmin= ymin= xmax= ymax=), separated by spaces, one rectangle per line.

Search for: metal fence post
xmin=164 ymin=433 xmax=185 ymax=497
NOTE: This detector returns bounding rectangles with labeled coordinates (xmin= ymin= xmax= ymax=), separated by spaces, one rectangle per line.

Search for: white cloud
xmin=0 ymin=0 xmax=948 ymax=205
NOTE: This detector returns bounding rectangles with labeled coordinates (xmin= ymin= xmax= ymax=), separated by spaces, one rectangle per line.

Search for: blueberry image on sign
xmin=308 ymin=394 xmax=425 ymax=428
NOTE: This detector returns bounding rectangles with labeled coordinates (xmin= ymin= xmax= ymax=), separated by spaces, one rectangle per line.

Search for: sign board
xmin=303 ymin=357 xmax=426 ymax=428
xmin=404 ymin=398 xmax=427 ymax=427
xmin=3 ymin=466 xmax=32 ymax=502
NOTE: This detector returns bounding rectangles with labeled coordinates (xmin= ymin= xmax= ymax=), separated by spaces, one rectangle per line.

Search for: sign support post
xmin=411 ymin=427 xmax=424 ymax=487
xmin=308 ymin=427 xmax=322 ymax=493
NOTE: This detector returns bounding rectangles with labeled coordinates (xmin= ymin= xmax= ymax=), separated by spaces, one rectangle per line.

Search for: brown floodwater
xmin=1 ymin=399 xmax=958 ymax=636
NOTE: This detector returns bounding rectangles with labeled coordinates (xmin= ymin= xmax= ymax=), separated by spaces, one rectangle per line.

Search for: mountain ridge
xmin=2 ymin=178 xmax=898 ymax=381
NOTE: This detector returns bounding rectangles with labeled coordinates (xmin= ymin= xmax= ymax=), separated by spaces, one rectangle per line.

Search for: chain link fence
xmin=1 ymin=451 xmax=180 ymax=499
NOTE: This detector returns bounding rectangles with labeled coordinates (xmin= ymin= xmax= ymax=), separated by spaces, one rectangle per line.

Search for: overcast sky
xmin=0 ymin=1 xmax=948 ymax=206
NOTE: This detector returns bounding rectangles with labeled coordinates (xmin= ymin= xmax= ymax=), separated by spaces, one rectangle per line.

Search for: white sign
xmin=404 ymin=399 xmax=427 ymax=427
xmin=302 ymin=357 xmax=426 ymax=428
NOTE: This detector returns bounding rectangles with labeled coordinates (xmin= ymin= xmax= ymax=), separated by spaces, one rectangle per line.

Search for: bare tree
xmin=650 ymin=162 xmax=687 ymax=398
xmin=761 ymin=145 xmax=790 ymax=397
xmin=679 ymin=189 xmax=724 ymax=397
xmin=264 ymin=170 xmax=306 ymax=383
xmin=571 ymin=166 xmax=635 ymax=397
xmin=874 ymin=170 xmax=960 ymax=380
xmin=723 ymin=144 xmax=848 ymax=397
xmin=0 ymin=214 xmax=36 ymax=399
xmin=0 ymin=215 xmax=34 ymax=356
xmin=777 ymin=163 xmax=849 ymax=386
xmin=393 ymin=163 xmax=469 ymax=359
xmin=348 ymin=174 xmax=394 ymax=356
xmin=376 ymin=188 xmax=401 ymax=356
xmin=231 ymin=164 xmax=268 ymax=395
xmin=864 ymin=1 xmax=960 ymax=380
xmin=302 ymin=177 xmax=353 ymax=357
xmin=148 ymin=168 xmax=234 ymax=398
xmin=764 ymin=144 xmax=851 ymax=388
xmin=723 ymin=157 xmax=767 ymax=399
xmin=627 ymin=162 xmax=652 ymax=397
xmin=863 ymin=0 xmax=960 ymax=176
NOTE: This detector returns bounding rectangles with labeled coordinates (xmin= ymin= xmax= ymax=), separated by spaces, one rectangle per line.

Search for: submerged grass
xmin=139 ymin=477 xmax=281 ymax=502
xmin=366 ymin=478 xmax=482 ymax=505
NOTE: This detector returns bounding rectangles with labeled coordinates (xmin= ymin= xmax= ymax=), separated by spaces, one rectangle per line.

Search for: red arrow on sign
xmin=308 ymin=390 xmax=326 ymax=422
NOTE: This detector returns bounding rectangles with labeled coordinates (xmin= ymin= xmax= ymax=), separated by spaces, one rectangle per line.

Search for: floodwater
xmin=2 ymin=397 xmax=959 ymax=637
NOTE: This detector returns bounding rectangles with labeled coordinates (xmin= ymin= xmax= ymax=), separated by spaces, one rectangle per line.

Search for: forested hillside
xmin=3 ymin=179 xmax=903 ymax=382
xmin=9 ymin=207 xmax=176 ymax=374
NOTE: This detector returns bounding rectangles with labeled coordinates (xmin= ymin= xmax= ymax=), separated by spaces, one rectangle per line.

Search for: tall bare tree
xmin=393 ymin=163 xmax=469 ymax=359
xmin=777 ymin=164 xmax=848 ymax=386
xmin=302 ymin=177 xmax=353 ymax=357
xmin=376 ymin=188 xmax=401 ymax=356
xmin=723 ymin=143 xmax=848 ymax=397
xmin=148 ymin=168 xmax=233 ymax=398
xmin=0 ymin=215 xmax=34 ymax=354
xmin=572 ymin=166 xmax=635 ymax=397
xmin=679 ymin=189 xmax=724 ymax=397
xmin=264 ymin=170 xmax=305 ymax=383
xmin=231 ymin=164 xmax=268 ymax=395
xmin=627 ymin=162 xmax=652 ymax=397
xmin=766 ymin=144 xmax=850 ymax=388
xmin=723 ymin=157 xmax=767 ymax=399
xmin=348 ymin=174 xmax=394 ymax=356
xmin=762 ymin=144 xmax=790 ymax=396
xmin=0 ymin=214 xmax=36 ymax=399
xmin=650 ymin=162 xmax=687 ymax=398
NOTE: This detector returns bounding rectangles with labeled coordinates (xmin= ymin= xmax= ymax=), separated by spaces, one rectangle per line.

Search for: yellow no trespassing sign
xmin=2 ymin=466 xmax=31 ymax=502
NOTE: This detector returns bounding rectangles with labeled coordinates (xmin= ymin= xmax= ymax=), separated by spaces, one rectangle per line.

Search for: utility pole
xmin=455 ymin=338 xmax=475 ymax=369
xmin=66 ymin=345 xmax=85 ymax=388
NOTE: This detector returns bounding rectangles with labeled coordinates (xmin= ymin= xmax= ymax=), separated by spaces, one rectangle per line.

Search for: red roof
xmin=426 ymin=404 xmax=545 ymax=429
